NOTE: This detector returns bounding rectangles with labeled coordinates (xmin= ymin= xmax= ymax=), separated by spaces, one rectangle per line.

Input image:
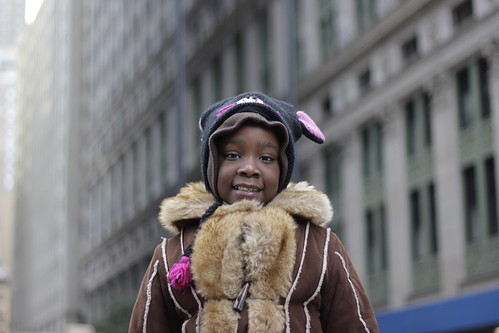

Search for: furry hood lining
xmin=158 ymin=181 xmax=333 ymax=234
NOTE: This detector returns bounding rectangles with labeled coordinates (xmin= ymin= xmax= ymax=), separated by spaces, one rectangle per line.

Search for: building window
xmin=294 ymin=0 xmax=303 ymax=76
xmin=485 ymin=157 xmax=498 ymax=236
xmin=478 ymin=57 xmax=490 ymax=119
xmin=212 ymin=55 xmax=223 ymax=101
xmin=463 ymin=165 xmax=478 ymax=243
xmin=356 ymin=0 xmax=376 ymax=31
xmin=452 ymin=0 xmax=473 ymax=27
xmin=457 ymin=66 xmax=472 ymax=129
xmin=401 ymin=35 xmax=419 ymax=65
xmin=365 ymin=204 xmax=387 ymax=274
xmin=362 ymin=121 xmax=383 ymax=179
xmin=319 ymin=0 xmax=337 ymax=58
xmin=410 ymin=189 xmax=422 ymax=259
xmin=456 ymin=57 xmax=491 ymax=129
xmin=405 ymin=91 xmax=432 ymax=156
xmin=160 ymin=112 xmax=169 ymax=185
xmin=405 ymin=99 xmax=416 ymax=155
xmin=358 ymin=67 xmax=372 ymax=93
xmin=259 ymin=8 xmax=272 ymax=92
xmin=235 ymin=32 xmax=245 ymax=94
xmin=429 ymin=183 xmax=438 ymax=253
xmin=325 ymin=145 xmax=341 ymax=197
xmin=324 ymin=145 xmax=342 ymax=233
xmin=322 ymin=94 xmax=333 ymax=117
xmin=410 ymin=183 xmax=439 ymax=261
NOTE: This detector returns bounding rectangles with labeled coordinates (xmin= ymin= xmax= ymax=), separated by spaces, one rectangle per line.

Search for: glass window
xmin=259 ymin=8 xmax=271 ymax=92
xmin=362 ymin=121 xmax=383 ymax=178
xmin=405 ymin=91 xmax=432 ymax=155
xmin=456 ymin=67 xmax=472 ymax=129
xmin=325 ymin=145 xmax=341 ymax=196
xmin=429 ymin=183 xmax=438 ymax=254
xmin=365 ymin=204 xmax=387 ymax=273
xmin=423 ymin=93 xmax=432 ymax=147
xmin=405 ymin=99 xmax=416 ymax=155
xmin=356 ymin=0 xmax=376 ymax=31
xmin=456 ymin=57 xmax=491 ymax=129
xmin=478 ymin=57 xmax=490 ymax=118
xmin=452 ymin=0 xmax=473 ymax=27
xmin=410 ymin=189 xmax=421 ymax=260
xmin=322 ymin=94 xmax=334 ymax=117
xmin=485 ymin=157 xmax=498 ymax=236
xmin=212 ymin=55 xmax=223 ymax=102
xmin=401 ymin=35 xmax=419 ymax=65
xmin=319 ymin=0 xmax=337 ymax=58
xmin=358 ymin=67 xmax=371 ymax=93
xmin=235 ymin=32 xmax=245 ymax=94
xmin=463 ymin=165 xmax=478 ymax=242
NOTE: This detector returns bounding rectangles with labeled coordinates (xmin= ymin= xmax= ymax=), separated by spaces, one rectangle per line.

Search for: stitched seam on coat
xmin=285 ymin=221 xmax=310 ymax=333
xmin=143 ymin=260 xmax=159 ymax=333
xmin=335 ymin=251 xmax=371 ymax=333
xmin=303 ymin=229 xmax=331 ymax=333
xmin=165 ymin=236 xmax=191 ymax=318
xmin=190 ymin=285 xmax=202 ymax=332
xmin=161 ymin=237 xmax=168 ymax=270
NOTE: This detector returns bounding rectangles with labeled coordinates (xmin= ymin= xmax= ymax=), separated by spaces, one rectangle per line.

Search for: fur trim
xmin=158 ymin=182 xmax=216 ymax=234
xmin=158 ymin=181 xmax=333 ymax=234
xmin=268 ymin=182 xmax=333 ymax=227
xmin=190 ymin=201 xmax=297 ymax=333
xmin=200 ymin=300 xmax=239 ymax=333
xmin=248 ymin=299 xmax=285 ymax=332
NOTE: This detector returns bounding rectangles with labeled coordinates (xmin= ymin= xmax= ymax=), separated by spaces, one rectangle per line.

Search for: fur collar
xmin=158 ymin=181 xmax=333 ymax=234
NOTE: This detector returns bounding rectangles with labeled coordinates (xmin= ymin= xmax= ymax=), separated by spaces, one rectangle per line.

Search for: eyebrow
xmin=225 ymin=138 xmax=279 ymax=151
xmin=258 ymin=140 xmax=279 ymax=151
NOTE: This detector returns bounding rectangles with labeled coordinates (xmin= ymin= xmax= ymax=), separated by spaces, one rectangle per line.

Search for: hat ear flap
xmin=296 ymin=111 xmax=325 ymax=144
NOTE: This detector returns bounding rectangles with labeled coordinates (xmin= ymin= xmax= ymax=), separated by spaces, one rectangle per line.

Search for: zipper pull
xmin=233 ymin=282 xmax=250 ymax=312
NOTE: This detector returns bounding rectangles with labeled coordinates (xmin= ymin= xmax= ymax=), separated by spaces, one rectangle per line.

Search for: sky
xmin=25 ymin=0 xmax=44 ymax=24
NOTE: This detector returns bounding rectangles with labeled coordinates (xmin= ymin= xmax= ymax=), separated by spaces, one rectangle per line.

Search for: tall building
xmin=12 ymin=0 xmax=83 ymax=331
xmin=0 ymin=1 xmax=24 ymax=333
xmin=0 ymin=0 xmax=25 ymax=47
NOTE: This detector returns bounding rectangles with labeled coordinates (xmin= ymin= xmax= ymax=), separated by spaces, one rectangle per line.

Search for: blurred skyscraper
xmin=12 ymin=0 xmax=499 ymax=332
xmin=0 ymin=1 xmax=24 ymax=333
xmin=12 ymin=0 xmax=82 ymax=331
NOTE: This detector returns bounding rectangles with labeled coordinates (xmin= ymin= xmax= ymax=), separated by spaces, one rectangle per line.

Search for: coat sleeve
xmin=129 ymin=241 xmax=184 ymax=333
xmin=320 ymin=231 xmax=380 ymax=332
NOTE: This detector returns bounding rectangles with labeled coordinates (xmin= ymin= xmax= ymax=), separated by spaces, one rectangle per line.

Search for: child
xmin=129 ymin=92 xmax=380 ymax=332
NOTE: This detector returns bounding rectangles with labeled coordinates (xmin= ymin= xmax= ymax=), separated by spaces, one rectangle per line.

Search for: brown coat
xmin=129 ymin=182 xmax=379 ymax=332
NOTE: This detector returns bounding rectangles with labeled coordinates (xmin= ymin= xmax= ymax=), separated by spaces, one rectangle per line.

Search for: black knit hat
xmin=199 ymin=91 xmax=325 ymax=197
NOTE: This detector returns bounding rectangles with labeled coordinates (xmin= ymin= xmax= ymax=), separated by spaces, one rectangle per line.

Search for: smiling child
xmin=129 ymin=92 xmax=380 ymax=332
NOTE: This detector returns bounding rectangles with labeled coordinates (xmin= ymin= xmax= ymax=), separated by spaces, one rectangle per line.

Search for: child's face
xmin=216 ymin=124 xmax=280 ymax=204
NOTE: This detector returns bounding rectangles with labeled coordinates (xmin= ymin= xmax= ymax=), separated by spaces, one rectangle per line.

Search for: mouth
xmin=233 ymin=185 xmax=262 ymax=193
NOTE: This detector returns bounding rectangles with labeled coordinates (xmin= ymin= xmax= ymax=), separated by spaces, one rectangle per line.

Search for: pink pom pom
xmin=167 ymin=256 xmax=192 ymax=293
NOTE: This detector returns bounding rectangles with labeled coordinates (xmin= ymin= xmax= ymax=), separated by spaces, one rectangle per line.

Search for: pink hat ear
xmin=198 ymin=118 xmax=204 ymax=132
xmin=297 ymin=111 xmax=325 ymax=143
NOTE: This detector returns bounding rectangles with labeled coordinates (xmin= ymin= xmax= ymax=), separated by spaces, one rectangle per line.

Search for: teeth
xmin=235 ymin=186 xmax=259 ymax=192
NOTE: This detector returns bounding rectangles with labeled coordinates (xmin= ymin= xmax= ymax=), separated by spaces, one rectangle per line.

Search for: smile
xmin=234 ymin=185 xmax=261 ymax=192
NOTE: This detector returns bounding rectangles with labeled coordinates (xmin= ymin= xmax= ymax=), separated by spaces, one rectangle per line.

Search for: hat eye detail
xmin=296 ymin=111 xmax=325 ymax=144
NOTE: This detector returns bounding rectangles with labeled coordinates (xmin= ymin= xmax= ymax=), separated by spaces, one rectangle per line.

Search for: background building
xmin=0 ymin=1 xmax=24 ymax=333
xmin=12 ymin=0 xmax=499 ymax=332
xmin=12 ymin=0 xmax=82 ymax=331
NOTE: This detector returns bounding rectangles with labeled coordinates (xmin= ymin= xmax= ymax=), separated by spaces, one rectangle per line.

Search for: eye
xmin=224 ymin=152 xmax=240 ymax=160
xmin=260 ymin=155 xmax=275 ymax=163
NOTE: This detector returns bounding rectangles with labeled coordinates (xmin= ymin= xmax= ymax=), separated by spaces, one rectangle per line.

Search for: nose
xmin=237 ymin=156 xmax=260 ymax=177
